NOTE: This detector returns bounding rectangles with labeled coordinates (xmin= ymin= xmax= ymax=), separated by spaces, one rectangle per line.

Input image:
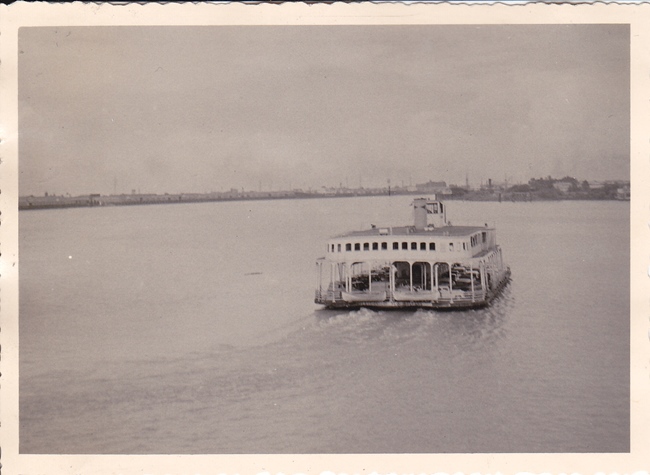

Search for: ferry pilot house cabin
xmin=315 ymin=198 xmax=510 ymax=309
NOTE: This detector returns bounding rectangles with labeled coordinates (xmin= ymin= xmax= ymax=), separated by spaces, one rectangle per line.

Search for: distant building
xmin=616 ymin=185 xmax=630 ymax=200
xmin=552 ymin=182 xmax=572 ymax=193
xmin=415 ymin=180 xmax=451 ymax=195
xmin=588 ymin=181 xmax=606 ymax=189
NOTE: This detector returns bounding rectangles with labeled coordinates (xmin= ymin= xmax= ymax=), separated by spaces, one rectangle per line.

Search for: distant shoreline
xmin=18 ymin=187 xmax=630 ymax=211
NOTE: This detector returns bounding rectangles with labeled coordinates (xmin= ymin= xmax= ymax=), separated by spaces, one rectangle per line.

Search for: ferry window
xmin=402 ymin=242 xmax=408 ymax=250
xmin=337 ymin=244 xmax=341 ymax=252
xmin=411 ymin=242 xmax=417 ymax=250
xmin=381 ymin=242 xmax=388 ymax=250
xmin=355 ymin=243 xmax=361 ymax=251
xmin=363 ymin=242 xmax=369 ymax=251
xmin=346 ymin=243 xmax=351 ymax=251
xmin=332 ymin=244 xmax=336 ymax=252
xmin=372 ymin=242 xmax=378 ymax=250
xmin=420 ymin=242 xmax=426 ymax=250
xmin=482 ymin=231 xmax=487 ymax=243
xmin=462 ymin=242 xmax=467 ymax=250
xmin=393 ymin=242 xmax=399 ymax=250
xmin=429 ymin=242 xmax=436 ymax=251
xmin=449 ymin=242 xmax=454 ymax=251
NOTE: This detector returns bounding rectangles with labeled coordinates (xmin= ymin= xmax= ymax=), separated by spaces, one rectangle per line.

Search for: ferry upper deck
xmin=325 ymin=198 xmax=497 ymax=262
xmin=326 ymin=225 xmax=496 ymax=261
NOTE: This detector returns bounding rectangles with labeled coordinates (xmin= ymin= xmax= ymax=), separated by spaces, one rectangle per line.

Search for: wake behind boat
xmin=315 ymin=197 xmax=511 ymax=309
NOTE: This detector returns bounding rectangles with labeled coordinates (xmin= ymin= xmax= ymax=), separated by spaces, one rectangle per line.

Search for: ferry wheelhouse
xmin=315 ymin=197 xmax=511 ymax=309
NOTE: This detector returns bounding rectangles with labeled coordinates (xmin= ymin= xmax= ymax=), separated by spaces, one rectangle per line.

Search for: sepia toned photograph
xmin=1 ymin=2 xmax=647 ymax=474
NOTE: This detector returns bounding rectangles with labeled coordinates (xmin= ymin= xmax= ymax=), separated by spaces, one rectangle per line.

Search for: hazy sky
xmin=19 ymin=24 xmax=629 ymax=196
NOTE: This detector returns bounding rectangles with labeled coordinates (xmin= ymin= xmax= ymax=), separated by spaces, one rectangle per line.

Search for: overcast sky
xmin=18 ymin=24 xmax=629 ymax=196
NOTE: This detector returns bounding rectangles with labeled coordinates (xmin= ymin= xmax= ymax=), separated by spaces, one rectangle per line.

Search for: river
xmin=19 ymin=196 xmax=629 ymax=453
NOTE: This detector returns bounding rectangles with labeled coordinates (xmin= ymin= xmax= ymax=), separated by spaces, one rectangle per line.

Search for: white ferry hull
xmin=393 ymin=290 xmax=438 ymax=302
xmin=341 ymin=291 xmax=387 ymax=302
xmin=316 ymin=268 xmax=511 ymax=310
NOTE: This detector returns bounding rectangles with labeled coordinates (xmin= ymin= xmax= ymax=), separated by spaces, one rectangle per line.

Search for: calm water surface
xmin=19 ymin=196 xmax=629 ymax=453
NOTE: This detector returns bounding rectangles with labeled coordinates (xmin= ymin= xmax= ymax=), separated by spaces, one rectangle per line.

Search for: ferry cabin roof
xmin=335 ymin=224 xmax=490 ymax=238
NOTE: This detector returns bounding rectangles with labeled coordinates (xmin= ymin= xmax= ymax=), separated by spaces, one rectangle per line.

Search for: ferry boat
xmin=315 ymin=197 xmax=511 ymax=309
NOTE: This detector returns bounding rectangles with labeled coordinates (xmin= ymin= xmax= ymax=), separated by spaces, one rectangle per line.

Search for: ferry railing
xmin=314 ymin=289 xmax=343 ymax=302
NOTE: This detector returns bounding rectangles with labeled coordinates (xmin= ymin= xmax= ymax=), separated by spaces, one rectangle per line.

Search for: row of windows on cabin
xmin=470 ymin=232 xmax=487 ymax=247
xmin=329 ymin=241 xmax=471 ymax=253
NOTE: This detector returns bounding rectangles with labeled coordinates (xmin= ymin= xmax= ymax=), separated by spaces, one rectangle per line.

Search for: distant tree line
xmin=449 ymin=175 xmax=628 ymax=201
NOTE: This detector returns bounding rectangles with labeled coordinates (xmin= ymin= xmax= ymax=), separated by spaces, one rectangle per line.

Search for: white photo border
xmin=1 ymin=2 xmax=648 ymax=474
